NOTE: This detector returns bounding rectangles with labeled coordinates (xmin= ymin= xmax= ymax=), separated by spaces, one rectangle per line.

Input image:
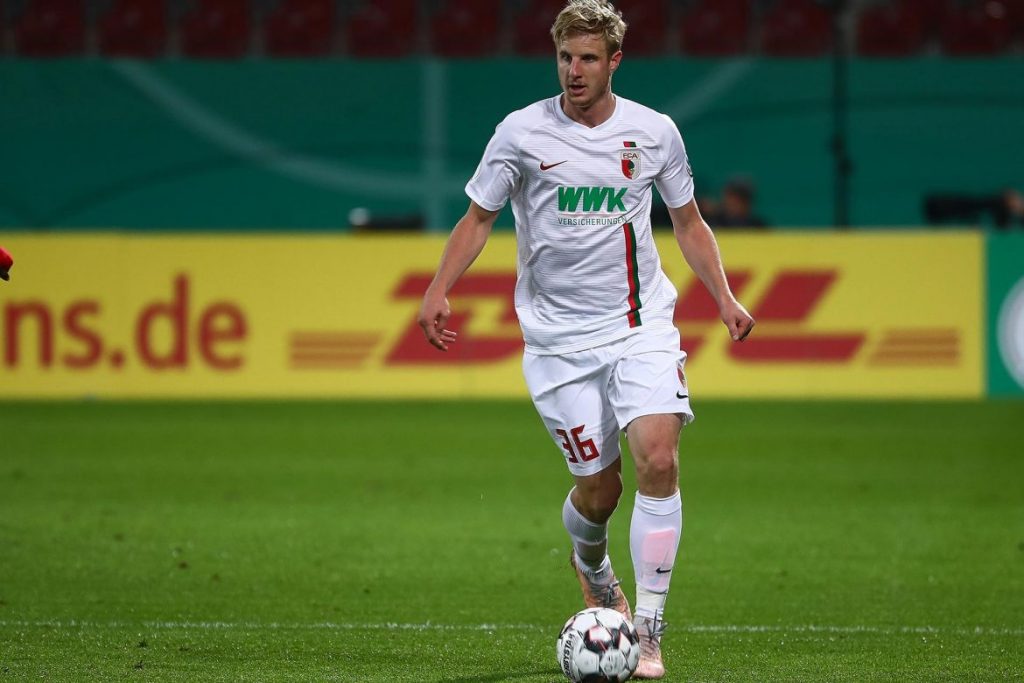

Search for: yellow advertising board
xmin=0 ymin=232 xmax=982 ymax=398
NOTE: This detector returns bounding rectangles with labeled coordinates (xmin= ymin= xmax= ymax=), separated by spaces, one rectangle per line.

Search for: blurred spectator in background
xmin=924 ymin=189 xmax=1024 ymax=230
xmin=704 ymin=177 xmax=769 ymax=229
xmin=348 ymin=207 xmax=425 ymax=232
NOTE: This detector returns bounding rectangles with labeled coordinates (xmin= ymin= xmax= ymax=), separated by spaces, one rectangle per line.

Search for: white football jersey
xmin=465 ymin=94 xmax=694 ymax=355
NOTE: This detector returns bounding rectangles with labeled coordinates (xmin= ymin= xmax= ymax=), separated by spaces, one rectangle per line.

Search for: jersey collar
xmin=554 ymin=93 xmax=622 ymax=134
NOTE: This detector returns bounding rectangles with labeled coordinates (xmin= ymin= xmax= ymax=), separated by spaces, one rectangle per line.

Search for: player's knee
xmin=637 ymin=447 xmax=678 ymax=486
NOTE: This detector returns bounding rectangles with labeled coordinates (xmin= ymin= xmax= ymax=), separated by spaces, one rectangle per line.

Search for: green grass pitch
xmin=0 ymin=400 xmax=1021 ymax=681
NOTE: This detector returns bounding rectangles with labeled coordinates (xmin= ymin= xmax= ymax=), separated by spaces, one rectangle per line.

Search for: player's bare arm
xmin=668 ymin=199 xmax=755 ymax=342
xmin=418 ymin=200 xmax=501 ymax=351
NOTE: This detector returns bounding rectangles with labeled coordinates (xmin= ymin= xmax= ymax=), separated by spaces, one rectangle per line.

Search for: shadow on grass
xmin=439 ymin=668 xmax=563 ymax=682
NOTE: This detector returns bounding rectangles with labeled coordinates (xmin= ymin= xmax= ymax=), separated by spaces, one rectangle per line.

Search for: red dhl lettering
xmin=675 ymin=270 xmax=866 ymax=362
xmin=387 ymin=273 xmax=521 ymax=364
xmin=386 ymin=269 xmax=867 ymax=365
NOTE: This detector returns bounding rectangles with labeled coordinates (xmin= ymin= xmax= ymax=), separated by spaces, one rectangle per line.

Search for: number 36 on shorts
xmin=555 ymin=425 xmax=600 ymax=463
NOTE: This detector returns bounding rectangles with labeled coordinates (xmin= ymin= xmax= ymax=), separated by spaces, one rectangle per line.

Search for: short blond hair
xmin=550 ymin=0 xmax=627 ymax=56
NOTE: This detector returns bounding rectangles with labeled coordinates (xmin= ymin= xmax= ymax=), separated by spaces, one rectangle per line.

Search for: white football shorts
xmin=522 ymin=326 xmax=694 ymax=477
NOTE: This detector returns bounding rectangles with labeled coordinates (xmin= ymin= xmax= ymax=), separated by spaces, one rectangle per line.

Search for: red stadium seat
xmin=679 ymin=0 xmax=751 ymax=56
xmin=15 ymin=0 xmax=86 ymax=56
xmin=856 ymin=1 xmax=927 ymax=56
xmin=760 ymin=0 xmax=832 ymax=56
xmin=940 ymin=0 xmax=1015 ymax=55
xmin=345 ymin=0 xmax=416 ymax=57
xmin=513 ymin=0 xmax=564 ymax=55
xmin=98 ymin=0 xmax=167 ymax=57
xmin=615 ymin=0 xmax=668 ymax=55
xmin=1004 ymin=0 xmax=1024 ymax=23
xmin=180 ymin=0 xmax=250 ymax=58
xmin=263 ymin=0 xmax=335 ymax=57
xmin=429 ymin=0 xmax=500 ymax=58
xmin=901 ymin=0 xmax=950 ymax=36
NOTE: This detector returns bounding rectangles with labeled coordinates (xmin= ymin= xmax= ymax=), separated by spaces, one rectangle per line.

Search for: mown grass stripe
xmin=2 ymin=620 xmax=1020 ymax=637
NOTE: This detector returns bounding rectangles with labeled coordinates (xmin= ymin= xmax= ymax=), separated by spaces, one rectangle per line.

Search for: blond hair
xmin=550 ymin=0 xmax=627 ymax=55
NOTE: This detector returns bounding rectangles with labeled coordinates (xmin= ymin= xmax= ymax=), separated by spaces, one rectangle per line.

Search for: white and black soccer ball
xmin=556 ymin=607 xmax=640 ymax=683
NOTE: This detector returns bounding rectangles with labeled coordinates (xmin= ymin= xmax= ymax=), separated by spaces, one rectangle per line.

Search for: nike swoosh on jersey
xmin=676 ymin=392 xmax=688 ymax=399
xmin=539 ymin=160 xmax=568 ymax=171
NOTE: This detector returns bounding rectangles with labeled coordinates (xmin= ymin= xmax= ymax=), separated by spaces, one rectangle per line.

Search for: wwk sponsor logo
xmin=557 ymin=186 xmax=627 ymax=213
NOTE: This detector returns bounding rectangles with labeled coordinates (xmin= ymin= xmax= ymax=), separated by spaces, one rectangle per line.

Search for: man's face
xmin=557 ymin=33 xmax=621 ymax=110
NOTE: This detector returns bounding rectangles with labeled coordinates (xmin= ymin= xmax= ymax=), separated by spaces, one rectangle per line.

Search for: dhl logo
xmin=291 ymin=270 xmax=960 ymax=369
xmin=672 ymin=270 xmax=958 ymax=364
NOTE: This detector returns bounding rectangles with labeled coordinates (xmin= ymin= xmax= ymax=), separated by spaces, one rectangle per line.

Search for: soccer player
xmin=417 ymin=0 xmax=754 ymax=677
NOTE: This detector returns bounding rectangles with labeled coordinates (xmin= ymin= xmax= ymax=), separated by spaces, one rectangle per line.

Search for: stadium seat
xmin=901 ymin=0 xmax=950 ymax=36
xmin=98 ymin=0 xmax=167 ymax=57
xmin=14 ymin=0 xmax=86 ymax=56
xmin=1005 ymin=0 xmax=1024 ymax=23
xmin=759 ymin=0 xmax=832 ymax=56
xmin=429 ymin=0 xmax=500 ymax=58
xmin=679 ymin=0 xmax=751 ymax=56
xmin=180 ymin=0 xmax=250 ymax=58
xmin=263 ymin=0 xmax=334 ymax=57
xmin=513 ymin=0 xmax=564 ymax=55
xmin=614 ymin=0 xmax=668 ymax=55
xmin=940 ymin=0 xmax=1015 ymax=55
xmin=345 ymin=0 xmax=416 ymax=57
xmin=856 ymin=1 xmax=927 ymax=56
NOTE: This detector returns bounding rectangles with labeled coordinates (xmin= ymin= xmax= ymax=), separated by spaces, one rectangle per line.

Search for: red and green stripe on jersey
xmin=623 ymin=141 xmax=637 ymax=148
xmin=622 ymin=222 xmax=642 ymax=328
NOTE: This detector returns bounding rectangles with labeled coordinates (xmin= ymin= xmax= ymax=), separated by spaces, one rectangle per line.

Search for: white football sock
xmin=562 ymin=488 xmax=613 ymax=583
xmin=630 ymin=490 xmax=682 ymax=619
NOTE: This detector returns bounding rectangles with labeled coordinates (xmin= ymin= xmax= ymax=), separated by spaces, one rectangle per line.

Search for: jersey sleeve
xmin=654 ymin=115 xmax=695 ymax=209
xmin=465 ymin=118 xmax=522 ymax=212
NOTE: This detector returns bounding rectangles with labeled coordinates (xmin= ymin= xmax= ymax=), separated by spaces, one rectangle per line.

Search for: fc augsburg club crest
xmin=620 ymin=150 xmax=641 ymax=180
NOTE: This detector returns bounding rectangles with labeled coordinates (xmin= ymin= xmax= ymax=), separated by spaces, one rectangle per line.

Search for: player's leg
xmin=627 ymin=411 xmax=684 ymax=619
xmin=609 ymin=329 xmax=693 ymax=679
xmin=625 ymin=413 xmax=682 ymax=678
xmin=563 ymin=459 xmax=631 ymax=620
xmin=565 ymin=457 xmax=622 ymax=567
xmin=522 ymin=348 xmax=630 ymax=620
xmin=627 ymin=412 xmax=683 ymax=612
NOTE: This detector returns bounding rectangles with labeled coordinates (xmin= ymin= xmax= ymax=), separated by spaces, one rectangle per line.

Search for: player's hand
xmin=720 ymin=298 xmax=755 ymax=341
xmin=418 ymin=289 xmax=458 ymax=352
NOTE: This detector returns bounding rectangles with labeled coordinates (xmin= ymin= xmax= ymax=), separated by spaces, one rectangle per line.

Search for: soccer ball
xmin=556 ymin=607 xmax=640 ymax=682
